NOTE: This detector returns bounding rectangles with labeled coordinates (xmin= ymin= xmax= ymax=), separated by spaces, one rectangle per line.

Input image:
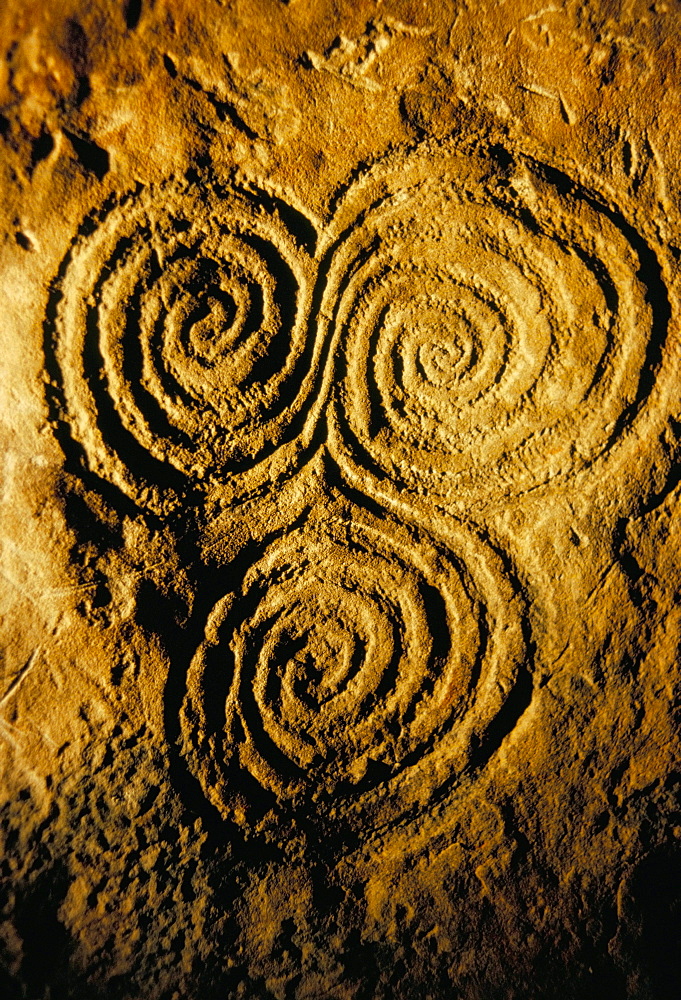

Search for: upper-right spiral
xmin=322 ymin=138 xmax=676 ymax=508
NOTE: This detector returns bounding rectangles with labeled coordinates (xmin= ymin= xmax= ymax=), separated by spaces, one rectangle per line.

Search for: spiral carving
xmin=46 ymin=138 xmax=675 ymax=834
xmin=322 ymin=140 xmax=669 ymax=505
xmin=46 ymin=179 xmax=318 ymax=510
xmin=180 ymin=510 xmax=527 ymax=828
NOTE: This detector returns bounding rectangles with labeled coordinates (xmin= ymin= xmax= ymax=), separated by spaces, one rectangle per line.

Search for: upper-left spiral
xmin=44 ymin=178 xmax=319 ymax=513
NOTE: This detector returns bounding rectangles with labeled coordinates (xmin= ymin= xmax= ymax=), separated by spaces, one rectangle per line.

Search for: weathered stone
xmin=1 ymin=2 xmax=680 ymax=997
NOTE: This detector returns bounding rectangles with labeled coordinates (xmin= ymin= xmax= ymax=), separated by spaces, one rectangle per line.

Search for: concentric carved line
xmin=44 ymin=178 xmax=321 ymax=513
xmin=180 ymin=506 xmax=529 ymax=831
xmin=321 ymin=139 xmax=674 ymax=508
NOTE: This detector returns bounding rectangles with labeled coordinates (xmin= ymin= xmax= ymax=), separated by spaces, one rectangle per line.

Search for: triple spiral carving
xmin=45 ymin=138 xmax=676 ymax=831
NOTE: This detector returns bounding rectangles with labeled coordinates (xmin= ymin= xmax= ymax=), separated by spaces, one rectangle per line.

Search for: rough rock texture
xmin=1 ymin=1 xmax=681 ymax=997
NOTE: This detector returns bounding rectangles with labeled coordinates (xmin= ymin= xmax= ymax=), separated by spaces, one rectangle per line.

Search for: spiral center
xmin=416 ymin=328 xmax=473 ymax=386
xmin=272 ymin=615 xmax=361 ymax=711
xmin=187 ymin=288 xmax=238 ymax=358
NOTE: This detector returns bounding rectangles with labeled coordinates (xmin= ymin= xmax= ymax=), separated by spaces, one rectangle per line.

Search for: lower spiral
xmin=181 ymin=509 xmax=527 ymax=828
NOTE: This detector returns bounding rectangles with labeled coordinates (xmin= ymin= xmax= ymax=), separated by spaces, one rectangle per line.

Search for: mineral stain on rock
xmin=1 ymin=1 xmax=681 ymax=998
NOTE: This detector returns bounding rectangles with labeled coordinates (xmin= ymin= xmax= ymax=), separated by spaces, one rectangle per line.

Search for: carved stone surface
xmin=1 ymin=2 xmax=681 ymax=998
